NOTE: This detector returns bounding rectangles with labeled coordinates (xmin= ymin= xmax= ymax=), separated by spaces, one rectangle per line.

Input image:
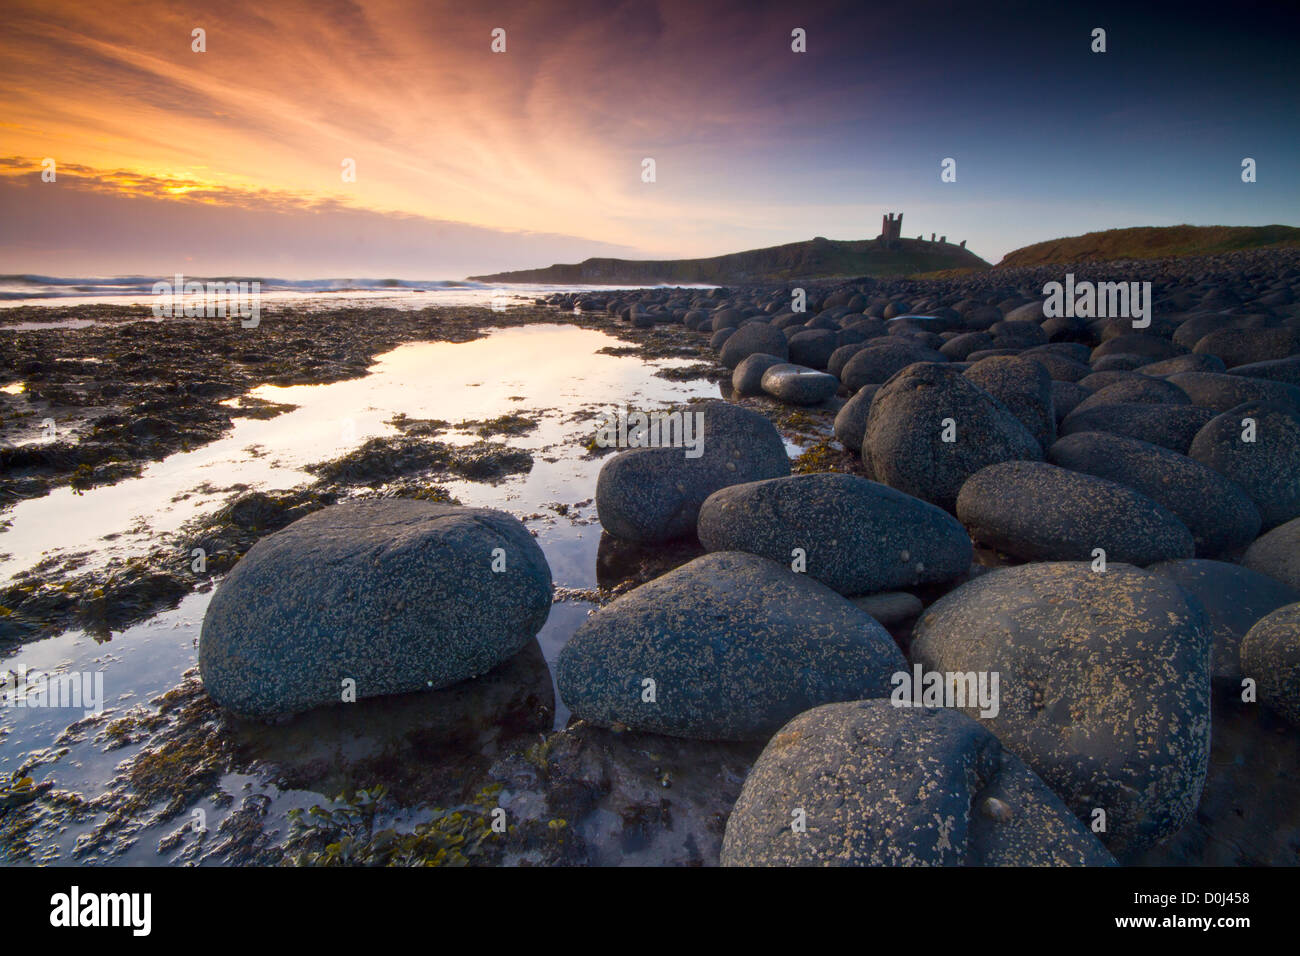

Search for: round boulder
xmin=1059 ymin=402 xmax=1216 ymax=453
xmin=787 ymin=328 xmax=839 ymax=370
xmin=832 ymin=384 xmax=878 ymax=452
xmin=595 ymin=401 xmax=791 ymax=543
xmin=864 ymin=363 xmax=1042 ymax=511
xmin=199 ymin=500 xmax=553 ymax=719
xmin=1048 ymin=431 xmax=1261 ymax=556
xmin=731 ymin=352 xmax=786 ymax=397
xmin=1188 ymin=401 xmax=1300 ymax=529
xmin=962 ymin=355 xmax=1056 ymax=450
xmin=555 ymin=552 xmax=906 ymax=740
xmin=718 ymin=322 xmax=789 ymax=369
xmin=697 ymin=473 xmax=972 ymax=595
xmin=956 ymin=460 xmax=1194 ymax=565
xmin=1242 ymin=517 xmax=1300 ymax=591
xmin=721 ymin=701 xmax=1115 ymax=866
xmin=1147 ymin=558 xmax=1300 ymax=683
xmin=1240 ymin=603 xmax=1300 ymax=727
xmin=910 ymin=562 xmax=1212 ymax=856
xmin=841 ymin=340 xmax=947 ymax=391
xmin=760 ymin=363 xmax=839 ymax=406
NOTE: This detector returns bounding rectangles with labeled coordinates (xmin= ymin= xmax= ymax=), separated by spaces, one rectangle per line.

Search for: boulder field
xmin=198 ymin=248 xmax=1300 ymax=865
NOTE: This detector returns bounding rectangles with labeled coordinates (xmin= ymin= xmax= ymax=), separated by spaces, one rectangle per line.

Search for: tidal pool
xmin=0 ymin=321 xmax=731 ymax=863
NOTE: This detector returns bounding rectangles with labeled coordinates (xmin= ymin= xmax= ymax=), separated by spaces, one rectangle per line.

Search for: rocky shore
xmin=5 ymin=244 xmax=1300 ymax=866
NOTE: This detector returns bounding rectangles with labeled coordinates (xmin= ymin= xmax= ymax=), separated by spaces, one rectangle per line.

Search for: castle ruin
xmin=877 ymin=212 xmax=966 ymax=250
xmin=879 ymin=212 xmax=903 ymax=241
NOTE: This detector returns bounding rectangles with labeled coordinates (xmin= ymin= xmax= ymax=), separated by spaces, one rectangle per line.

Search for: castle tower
xmin=878 ymin=212 xmax=903 ymax=241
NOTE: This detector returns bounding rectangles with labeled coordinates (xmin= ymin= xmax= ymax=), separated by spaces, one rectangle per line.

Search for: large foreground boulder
xmin=595 ymin=401 xmax=790 ymax=543
xmin=697 ymin=473 xmax=971 ymax=595
xmin=721 ymin=701 xmax=1115 ymax=866
xmin=910 ymin=563 xmax=1212 ymax=856
xmin=199 ymin=500 xmax=554 ymax=719
xmin=555 ymin=552 xmax=905 ymax=740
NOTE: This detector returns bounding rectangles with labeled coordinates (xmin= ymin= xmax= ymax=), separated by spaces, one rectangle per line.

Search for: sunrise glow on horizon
xmin=2 ymin=0 xmax=1297 ymax=278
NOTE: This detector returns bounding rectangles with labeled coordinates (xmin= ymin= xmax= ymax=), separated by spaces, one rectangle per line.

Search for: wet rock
xmin=720 ymin=701 xmax=1115 ymax=866
xmin=1240 ymin=603 xmax=1300 ymax=727
xmin=956 ymin=460 xmax=1194 ymax=564
xmin=1059 ymin=402 xmax=1216 ymax=453
xmin=1051 ymin=380 xmax=1091 ymax=424
xmin=911 ymin=562 xmax=1211 ymax=856
xmin=1147 ymin=559 xmax=1300 ymax=683
xmin=850 ymin=591 xmax=923 ymax=627
xmin=1139 ymin=353 xmax=1227 ymax=377
xmin=697 ymin=473 xmax=972 ymax=595
xmin=1167 ymin=371 xmax=1300 ymax=414
xmin=719 ymin=323 xmax=789 ymax=369
xmin=1048 ymin=431 xmax=1261 ymax=556
xmin=1092 ymin=333 xmax=1185 ymax=363
xmin=840 ymin=341 xmax=947 ymax=391
xmin=731 ymin=352 xmax=786 ymax=397
xmin=832 ymin=384 xmax=877 ymax=452
xmin=490 ymin=720 xmax=761 ymax=866
xmin=827 ymin=342 xmax=871 ymax=379
xmin=1194 ymin=327 xmax=1300 ymax=368
xmin=1128 ymin=689 xmax=1300 ymax=865
xmin=1242 ymin=517 xmax=1300 ymax=591
xmin=556 ymin=552 xmax=905 ymax=740
xmin=1228 ymin=355 xmax=1300 ymax=386
xmin=595 ymin=401 xmax=790 ymax=543
xmin=1069 ymin=376 xmax=1190 ymax=415
xmin=199 ymin=500 xmax=553 ymax=719
xmin=864 ymin=363 xmax=1042 ymax=511
xmin=787 ymin=328 xmax=839 ymax=370
xmin=760 ymin=363 xmax=839 ymax=406
xmin=1188 ymin=401 xmax=1300 ymax=529
xmin=234 ymin=638 xmax=555 ymax=797
xmin=962 ymin=355 xmax=1056 ymax=449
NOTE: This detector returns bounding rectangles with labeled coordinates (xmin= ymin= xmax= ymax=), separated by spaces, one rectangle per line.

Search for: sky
xmin=1 ymin=0 xmax=1297 ymax=277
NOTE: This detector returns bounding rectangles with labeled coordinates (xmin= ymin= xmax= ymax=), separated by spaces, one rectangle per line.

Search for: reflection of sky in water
xmin=0 ymin=324 xmax=712 ymax=583
xmin=0 ymin=323 xmax=727 ymax=861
